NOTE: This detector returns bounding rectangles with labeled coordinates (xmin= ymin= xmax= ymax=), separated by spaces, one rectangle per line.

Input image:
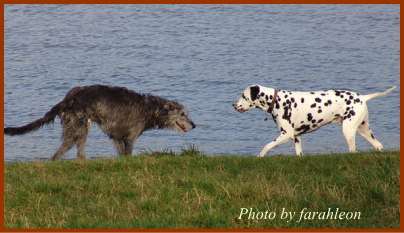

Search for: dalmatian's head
xmin=233 ymin=85 xmax=261 ymax=112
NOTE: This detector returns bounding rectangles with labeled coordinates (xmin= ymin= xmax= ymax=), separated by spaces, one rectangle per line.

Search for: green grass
xmin=5 ymin=150 xmax=400 ymax=229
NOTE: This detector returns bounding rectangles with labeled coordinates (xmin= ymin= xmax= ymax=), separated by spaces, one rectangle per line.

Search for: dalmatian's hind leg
xmin=341 ymin=105 xmax=369 ymax=153
xmin=357 ymin=117 xmax=383 ymax=151
xmin=342 ymin=121 xmax=358 ymax=153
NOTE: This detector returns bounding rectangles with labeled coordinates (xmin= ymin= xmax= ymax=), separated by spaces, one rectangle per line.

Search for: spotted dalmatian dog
xmin=233 ymin=84 xmax=396 ymax=157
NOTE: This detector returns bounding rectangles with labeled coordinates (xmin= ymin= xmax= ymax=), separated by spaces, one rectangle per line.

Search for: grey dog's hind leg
xmin=76 ymin=120 xmax=90 ymax=160
xmin=51 ymin=138 xmax=75 ymax=160
xmin=51 ymin=116 xmax=89 ymax=160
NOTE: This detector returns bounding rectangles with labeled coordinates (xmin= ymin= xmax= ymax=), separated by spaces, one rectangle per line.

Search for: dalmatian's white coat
xmin=233 ymin=85 xmax=396 ymax=157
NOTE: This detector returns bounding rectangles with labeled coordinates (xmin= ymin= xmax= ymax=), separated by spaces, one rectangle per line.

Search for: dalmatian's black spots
xmin=275 ymin=102 xmax=280 ymax=109
xmin=324 ymin=99 xmax=332 ymax=107
xmin=292 ymin=123 xmax=295 ymax=128
xmin=354 ymin=98 xmax=360 ymax=103
xmin=310 ymin=92 xmax=315 ymax=94
xmin=310 ymin=103 xmax=316 ymax=108
xmin=269 ymin=95 xmax=273 ymax=100
xmin=346 ymin=91 xmax=351 ymax=96
xmin=296 ymin=124 xmax=310 ymax=134
xmin=301 ymin=98 xmax=304 ymax=103
xmin=343 ymin=108 xmax=356 ymax=119
xmin=280 ymin=127 xmax=286 ymax=133
xmin=271 ymin=114 xmax=277 ymax=123
xmin=242 ymin=94 xmax=247 ymax=100
xmin=294 ymin=137 xmax=299 ymax=143
xmin=318 ymin=109 xmax=322 ymax=113
xmin=265 ymin=95 xmax=269 ymax=101
xmin=317 ymin=119 xmax=324 ymax=124
xmin=285 ymin=95 xmax=288 ymax=98
xmin=291 ymin=97 xmax=295 ymax=103
xmin=335 ymin=90 xmax=341 ymax=96
xmin=294 ymin=103 xmax=297 ymax=108
xmin=286 ymin=99 xmax=291 ymax=105
xmin=307 ymin=113 xmax=313 ymax=121
xmin=282 ymin=106 xmax=292 ymax=124
xmin=349 ymin=110 xmax=356 ymax=116
xmin=346 ymin=100 xmax=352 ymax=105
xmin=250 ymin=85 xmax=260 ymax=101
xmin=315 ymin=98 xmax=322 ymax=103
xmin=311 ymin=119 xmax=316 ymax=124
xmin=321 ymin=93 xmax=326 ymax=96
xmin=260 ymin=92 xmax=265 ymax=97
xmin=283 ymin=102 xmax=286 ymax=107
xmin=361 ymin=121 xmax=366 ymax=125
xmin=371 ymin=133 xmax=375 ymax=139
xmin=312 ymin=124 xmax=317 ymax=128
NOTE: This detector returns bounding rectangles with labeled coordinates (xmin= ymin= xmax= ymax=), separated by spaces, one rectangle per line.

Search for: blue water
xmin=5 ymin=5 xmax=400 ymax=161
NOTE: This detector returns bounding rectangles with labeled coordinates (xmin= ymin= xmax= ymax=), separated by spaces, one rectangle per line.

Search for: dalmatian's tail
xmin=363 ymin=86 xmax=396 ymax=102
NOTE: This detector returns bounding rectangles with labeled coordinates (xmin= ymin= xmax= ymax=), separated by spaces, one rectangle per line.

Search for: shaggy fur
xmin=5 ymin=85 xmax=195 ymax=160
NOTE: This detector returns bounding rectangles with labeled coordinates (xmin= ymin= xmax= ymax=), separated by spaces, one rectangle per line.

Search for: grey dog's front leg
xmin=123 ymin=140 xmax=134 ymax=156
xmin=112 ymin=139 xmax=127 ymax=156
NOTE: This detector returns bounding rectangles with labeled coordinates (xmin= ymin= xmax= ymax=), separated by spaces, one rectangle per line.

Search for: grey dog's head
xmin=162 ymin=101 xmax=195 ymax=133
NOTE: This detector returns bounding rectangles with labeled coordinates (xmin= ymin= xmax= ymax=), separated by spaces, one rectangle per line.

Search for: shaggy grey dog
xmin=4 ymin=85 xmax=195 ymax=160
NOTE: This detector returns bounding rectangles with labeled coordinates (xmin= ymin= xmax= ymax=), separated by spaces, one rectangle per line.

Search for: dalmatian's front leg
xmin=293 ymin=136 xmax=303 ymax=156
xmin=258 ymin=132 xmax=293 ymax=157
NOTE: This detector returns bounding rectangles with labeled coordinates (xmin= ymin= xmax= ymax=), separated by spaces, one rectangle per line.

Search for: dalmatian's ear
xmin=250 ymin=85 xmax=260 ymax=101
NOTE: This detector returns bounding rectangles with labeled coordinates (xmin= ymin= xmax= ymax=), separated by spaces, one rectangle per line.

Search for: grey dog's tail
xmin=362 ymin=86 xmax=396 ymax=102
xmin=4 ymin=103 xmax=61 ymax=136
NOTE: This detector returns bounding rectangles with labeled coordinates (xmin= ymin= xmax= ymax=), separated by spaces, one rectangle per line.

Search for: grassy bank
xmin=5 ymin=150 xmax=400 ymax=229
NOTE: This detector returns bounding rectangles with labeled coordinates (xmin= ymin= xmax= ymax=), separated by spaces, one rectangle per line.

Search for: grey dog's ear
xmin=163 ymin=102 xmax=176 ymax=111
xmin=250 ymin=85 xmax=260 ymax=101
